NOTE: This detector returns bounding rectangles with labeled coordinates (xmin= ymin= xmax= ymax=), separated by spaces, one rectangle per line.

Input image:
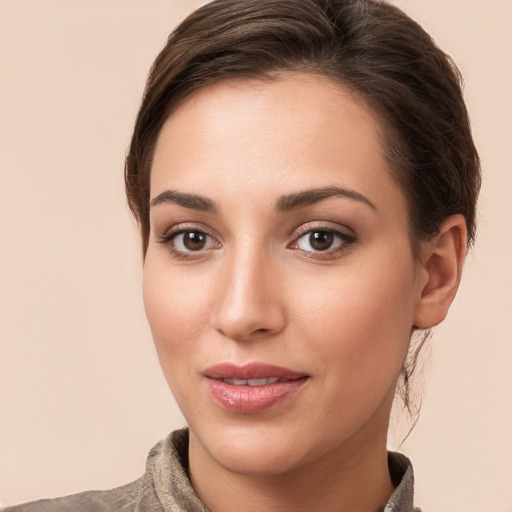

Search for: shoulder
xmin=0 ymin=477 xmax=143 ymax=512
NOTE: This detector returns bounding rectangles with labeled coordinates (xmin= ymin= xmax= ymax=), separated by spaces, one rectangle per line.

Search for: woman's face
xmin=143 ymin=74 xmax=426 ymax=475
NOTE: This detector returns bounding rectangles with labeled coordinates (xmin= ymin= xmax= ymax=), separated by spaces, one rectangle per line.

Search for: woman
xmin=2 ymin=0 xmax=480 ymax=510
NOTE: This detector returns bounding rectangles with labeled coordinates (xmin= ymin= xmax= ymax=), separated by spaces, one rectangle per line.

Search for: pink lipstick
xmin=203 ymin=363 xmax=308 ymax=413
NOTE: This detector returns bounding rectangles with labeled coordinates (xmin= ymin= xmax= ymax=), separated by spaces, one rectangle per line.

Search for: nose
xmin=210 ymin=246 xmax=287 ymax=342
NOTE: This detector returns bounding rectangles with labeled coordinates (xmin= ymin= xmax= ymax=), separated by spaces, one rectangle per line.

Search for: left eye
xmin=296 ymin=230 xmax=348 ymax=252
xmin=171 ymin=230 xmax=217 ymax=252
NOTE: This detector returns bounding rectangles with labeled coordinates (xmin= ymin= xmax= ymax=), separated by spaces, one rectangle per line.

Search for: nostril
xmin=215 ymin=325 xmax=274 ymax=341
xmin=211 ymin=291 xmax=287 ymax=341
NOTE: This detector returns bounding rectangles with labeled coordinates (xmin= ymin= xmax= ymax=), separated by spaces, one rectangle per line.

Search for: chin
xmin=190 ymin=419 xmax=334 ymax=477
xmin=209 ymin=441 xmax=306 ymax=476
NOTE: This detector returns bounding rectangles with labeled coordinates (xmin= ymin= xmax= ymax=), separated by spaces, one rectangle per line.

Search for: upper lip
xmin=203 ymin=363 xmax=308 ymax=380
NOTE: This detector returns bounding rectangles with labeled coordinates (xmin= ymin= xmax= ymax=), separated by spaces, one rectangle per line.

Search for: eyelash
xmin=157 ymin=224 xmax=356 ymax=260
xmin=290 ymin=227 xmax=357 ymax=259
xmin=157 ymin=225 xmax=219 ymax=260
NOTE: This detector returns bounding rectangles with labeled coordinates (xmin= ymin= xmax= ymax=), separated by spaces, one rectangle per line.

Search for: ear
xmin=413 ymin=214 xmax=467 ymax=329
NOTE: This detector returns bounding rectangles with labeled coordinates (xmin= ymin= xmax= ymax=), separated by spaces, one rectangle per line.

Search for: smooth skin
xmin=143 ymin=74 xmax=466 ymax=512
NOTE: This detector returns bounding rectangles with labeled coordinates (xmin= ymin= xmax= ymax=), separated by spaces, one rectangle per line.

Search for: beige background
xmin=0 ymin=0 xmax=510 ymax=510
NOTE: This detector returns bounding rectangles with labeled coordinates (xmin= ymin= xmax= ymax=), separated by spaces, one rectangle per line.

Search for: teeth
xmin=222 ymin=377 xmax=281 ymax=386
xmin=248 ymin=377 xmax=280 ymax=386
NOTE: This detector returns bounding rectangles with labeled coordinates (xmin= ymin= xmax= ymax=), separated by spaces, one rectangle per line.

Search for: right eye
xmin=158 ymin=228 xmax=220 ymax=259
xmin=172 ymin=230 xmax=217 ymax=252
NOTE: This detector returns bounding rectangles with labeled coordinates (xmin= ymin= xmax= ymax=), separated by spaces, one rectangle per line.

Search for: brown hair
xmin=125 ymin=0 xmax=480 ymax=412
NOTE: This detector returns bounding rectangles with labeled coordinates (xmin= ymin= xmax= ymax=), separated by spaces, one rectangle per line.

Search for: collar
xmin=139 ymin=429 xmax=420 ymax=512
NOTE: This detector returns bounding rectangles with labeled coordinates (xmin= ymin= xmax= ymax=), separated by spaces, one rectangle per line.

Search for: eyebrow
xmin=150 ymin=190 xmax=219 ymax=213
xmin=150 ymin=185 xmax=376 ymax=215
xmin=275 ymin=186 xmax=377 ymax=212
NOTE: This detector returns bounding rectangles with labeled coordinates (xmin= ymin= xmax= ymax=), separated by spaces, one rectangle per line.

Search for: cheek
xmin=142 ymin=259 xmax=212 ymax=417
xmin=290 ymin=255 xmax=417 ymax=388
xmin=142 ymin=255 xmax=208 ymax=370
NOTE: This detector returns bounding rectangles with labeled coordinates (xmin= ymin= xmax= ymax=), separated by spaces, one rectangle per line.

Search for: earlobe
xmin=413 ymin=214 xmax=468 ymax=329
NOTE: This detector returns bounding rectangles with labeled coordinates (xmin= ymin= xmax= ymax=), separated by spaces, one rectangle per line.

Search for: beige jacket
xmin=2 ymin=429 xmax=421 ymax=511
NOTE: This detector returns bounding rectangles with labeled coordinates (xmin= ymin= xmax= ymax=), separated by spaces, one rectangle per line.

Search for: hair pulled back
xmin=125 ymin=0 xmax=480 ymax=413
xmin=126 ymin=0 xmax=480 ymax=256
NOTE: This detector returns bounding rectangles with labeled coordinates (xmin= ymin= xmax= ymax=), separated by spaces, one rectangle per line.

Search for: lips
xmin=203 ymin=363 xmax=309 ymax=413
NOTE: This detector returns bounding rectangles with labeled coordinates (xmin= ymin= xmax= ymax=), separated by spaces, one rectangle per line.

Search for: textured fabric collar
xmin=136 ymin=429 xmax=208 ymax=512
xmin=2 ymin=429 xmax=420 ymax=511
xmin=385 ymin=450 xmax=420 ymax=512
xmin=140 ymin=429 xmax=419 ymax=512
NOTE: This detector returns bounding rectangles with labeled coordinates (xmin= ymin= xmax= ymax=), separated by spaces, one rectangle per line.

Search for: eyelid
xmin=288 ymin=222 xmax=357 ymax=257
xmin=158 ymin=222 xmax=218 ymax=243
xmin=292 ymin=221 xmax=355 ymax=239
xmin=157 ymin=222 xmax=221 ymax=259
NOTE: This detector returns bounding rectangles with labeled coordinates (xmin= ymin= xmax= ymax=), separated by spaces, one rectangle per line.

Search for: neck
xmin=188 ymin=426 xmax=394 ymax=512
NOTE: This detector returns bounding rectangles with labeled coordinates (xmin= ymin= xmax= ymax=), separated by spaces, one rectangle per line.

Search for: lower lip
xmin=206 ymin=378 xmax=308 ymax=413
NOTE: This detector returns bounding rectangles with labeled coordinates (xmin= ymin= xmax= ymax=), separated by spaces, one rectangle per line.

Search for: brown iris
xmin=182 ymin=231 xmax=207 ymax=250
xmin=308 ymin=231 xmax=334 ymax=251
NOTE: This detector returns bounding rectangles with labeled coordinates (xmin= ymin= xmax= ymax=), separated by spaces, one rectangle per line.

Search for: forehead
xmin=150 ymin=73 xmax=406 ymax=219
xmin=155 ymin=73 xmax=380 ymax=159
